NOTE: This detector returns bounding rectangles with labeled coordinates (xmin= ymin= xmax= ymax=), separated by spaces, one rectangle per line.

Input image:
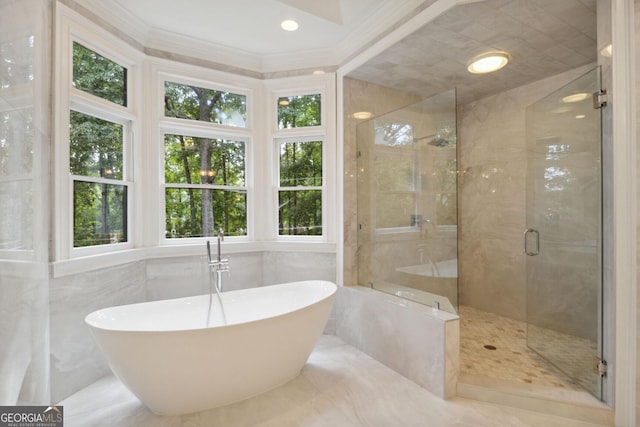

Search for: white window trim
xmin=52 ymin=15 xmax=337 ymax=275
xmin=152 ymin=62 xmax=257 ymax=246
xmin=54 ymin=4 xmax=144 ymax=261
xmin=264 ymin=74 xmax=337 ymax=244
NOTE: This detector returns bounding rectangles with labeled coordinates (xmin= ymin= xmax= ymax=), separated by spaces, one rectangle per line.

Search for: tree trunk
xmin=192 ymin=87 xmax=220 ymax=237
xmin=178 ymin=136 xmax=197 ymax=230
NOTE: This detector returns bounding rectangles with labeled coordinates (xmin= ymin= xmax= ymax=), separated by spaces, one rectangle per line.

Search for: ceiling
xmin=76 ymin=0 xmax=429 ymax=71
xmin=349 ymin=0 xmax=599 ymax=103
xmin=75 ymin=0 xmax=599 ymax=103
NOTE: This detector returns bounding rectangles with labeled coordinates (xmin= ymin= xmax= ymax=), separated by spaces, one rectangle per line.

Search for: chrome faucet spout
xmin=217 ymin=228 xmax=224 ymax=262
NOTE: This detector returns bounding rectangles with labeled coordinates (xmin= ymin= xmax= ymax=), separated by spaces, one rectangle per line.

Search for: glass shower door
xmin=524 ymin=68 xmax=603 ymax=399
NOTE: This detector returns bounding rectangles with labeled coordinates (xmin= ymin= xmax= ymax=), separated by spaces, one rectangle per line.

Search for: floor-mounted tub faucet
xmin=207 ymin=229 xmax=229 ymax=292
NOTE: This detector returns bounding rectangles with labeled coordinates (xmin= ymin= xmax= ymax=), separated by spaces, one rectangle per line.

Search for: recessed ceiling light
xmin=353 ymin=111 xmax=373 ymax=120
xmin=278 ymin=98 xmax=290 ymax=106
xmin=313 ymin=70 xmax=326 ymax=75
xmin=467 ymin=51 xmax=510 ymax=74
xmin=281 ymin=20 xmax=299 ymax=31
xmin=561 ymin=93 xmax=589 ymax=103
xmin=576 ymin=114 xmax=586 ymax=119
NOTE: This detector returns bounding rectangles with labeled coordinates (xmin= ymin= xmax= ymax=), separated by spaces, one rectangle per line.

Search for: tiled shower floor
xmin=459 ymin=305 xmax=590 ymax=392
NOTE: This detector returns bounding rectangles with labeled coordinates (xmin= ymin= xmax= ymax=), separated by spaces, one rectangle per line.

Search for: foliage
xmin=278 ymin=140 xmax=322 ymax=235
xmin=277 ymin=94 xmax=321 ymax=129
xmin=164 ymin=134 xmax=246 ymax=237
xmin=71 ymin=44 xmax=325 ymax=243
xmin=276 ymin=95 xmax=323 ymax=235
xmin=164 ymin=82 xmax=246 ymax=127
xmin=71 ymin=43 xmax=127 ymax=247
xmin=73 ymin=181 xmax=126 ymax=247
xmin=72 ymin=42 xmax=126 ymax=106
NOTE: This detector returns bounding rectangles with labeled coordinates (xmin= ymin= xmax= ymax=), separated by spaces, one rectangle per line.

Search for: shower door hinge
xmin=594 ymin=357 xmax=608 ymax=377
xmin=593 ymin=90 xmax=608 ymax=109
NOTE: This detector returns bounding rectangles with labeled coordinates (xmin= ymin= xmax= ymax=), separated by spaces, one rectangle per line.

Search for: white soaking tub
xmin=85 ymin=280 xmax=337 ymax=415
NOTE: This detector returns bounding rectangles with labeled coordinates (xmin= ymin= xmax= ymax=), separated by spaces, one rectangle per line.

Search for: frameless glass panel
xmin=375 ymin=193 xmax=415 ymax=228
xmin=164 ymin=135 xmax=245 ymax=186
xmin=356 ymin=89 xmax=458 ymax=314
xmin=374 ymin=153 xmax=414 ymax=192
xmin=277 ymin=94 xmax=321 ymax=129
xmin=279 ymin=140 xmax=322 ymax=186
xmin=73 ymin=181 xmax=127 ymax=247
xmin=374 ymin=119 xmax=413 ymax=146
xmin=0 ymin=180 xmax=33 ymax=250
xmin=164 ymin=81 xmax=247 ymax=127
xmin=0 ymin=35 xmax=34 ymax=88
xmin=525 ymin=67 xmax=602 ymax=399
xmin=72 ymin=42 xmax=127 ymax=106
xmin=69 ymin=111 xmax=123 ymax=180
xmin=165 ymin=188 xmax=247 ymax=238
xmin=278 ymin=190 xmax=321 ymax=235
xmin=434 ymin=158 xmax=457 ymax=224
xmin=0 ymin=108 xmax=33 ymax=176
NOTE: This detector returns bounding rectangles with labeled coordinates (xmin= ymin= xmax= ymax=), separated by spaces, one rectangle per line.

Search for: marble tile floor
xmin=60 ymin=335 xmax=609 ymax=427
xmin=459 ymin=305 xmax=590 ymax=392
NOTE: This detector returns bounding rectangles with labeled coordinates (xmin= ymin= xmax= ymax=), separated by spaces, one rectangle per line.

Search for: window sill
xmin=51 ymin=240 xmax=336 ymax=278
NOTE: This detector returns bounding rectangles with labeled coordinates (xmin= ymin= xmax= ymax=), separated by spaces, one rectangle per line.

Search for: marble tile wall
xmin=0 ymin=268 xmax=49 ymax=405
xmin=458 ymin=63 xmax=596 ymax=322
xmin=49 ymin=262 xmax=146 ymax=403
xmin=145 ymin=252 xmax=264 ymax=300
xmin=0 ymin=0 xmax=52 ymax=406
xmin=336 ymin=285 xmax=459 ymax=398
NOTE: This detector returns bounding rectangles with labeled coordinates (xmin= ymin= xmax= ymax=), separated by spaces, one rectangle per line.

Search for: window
xmin=278 ymin=139 xmax=323 ymax=235
xmin=164 ymin=134 xmax=247 ymax=238
xmin=69 ymin=42 xmax=131 ymax=248
xmin=161 ymin=78 xmax=250 ymax=240
xmin=273 ymin=92 xmax=326 ymax=237
xmin=72 ymin=42 xmax=127 ymax=106
xmin=277 ymin=94 xmax=321 ymax=129
xmin=164 ymin=81 xmax=246 ymax=127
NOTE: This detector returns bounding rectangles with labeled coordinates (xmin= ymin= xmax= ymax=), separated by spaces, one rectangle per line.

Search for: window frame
xmin=155 ymin=69 xmax=255 ymax=246
xmin=54 ymin=5 xmax=143 ymax=261
xmin=266 ymin=75 xmax=336 ymax=244
xmin=54 ymin=7 xmax=337 ymax=271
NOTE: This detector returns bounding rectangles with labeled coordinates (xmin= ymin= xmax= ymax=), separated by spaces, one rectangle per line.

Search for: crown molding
xmin=260 ymin=48 xmax=337 ymax=74
xmin=145 ymin=28 xmax=263 ymax=74
xmin=64 ymin=0 xmax=148 ymax=49
xmin=68 ymin=0 xmax=431 ymax=75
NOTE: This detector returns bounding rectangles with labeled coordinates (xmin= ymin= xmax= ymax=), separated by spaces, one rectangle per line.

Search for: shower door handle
xmin=523 ymin=228 xmax=539 ymax=256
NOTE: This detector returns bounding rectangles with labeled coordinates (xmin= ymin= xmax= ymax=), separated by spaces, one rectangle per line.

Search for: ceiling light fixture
xmin=600 ymin=44 xmax=612 ymax=57
xmin=467 ymin=51 xmax=510 ymax=74
xmin=561 ymin=93 xmax=589 ymax=103
xmin=281 ymin=20 xmax=299 ymax=32
xmin=353 ymin=111 xmax=373 ymax=120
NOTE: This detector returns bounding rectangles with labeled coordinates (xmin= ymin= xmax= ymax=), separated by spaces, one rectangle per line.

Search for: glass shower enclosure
xmin=356 ymin=90 xmax=458 ymax=313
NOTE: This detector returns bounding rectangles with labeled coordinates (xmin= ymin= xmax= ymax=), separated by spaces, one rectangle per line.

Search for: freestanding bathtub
xmin=85 ymin=280 xmax=337 ymax=415
xmin=394 ymin=259 xmax=458 ymax=308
